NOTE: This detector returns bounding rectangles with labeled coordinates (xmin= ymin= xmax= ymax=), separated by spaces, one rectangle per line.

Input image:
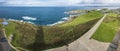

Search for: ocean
xmin=0 ymin=6 xmax=119 ymax=25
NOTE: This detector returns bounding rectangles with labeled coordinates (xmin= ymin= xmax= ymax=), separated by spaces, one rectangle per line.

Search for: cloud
xmin=0 ymin=0 xmax=120 ymax=6
xmin=95 ymin=0 xmax=120 ymax=4
xmin=2 ymin=0 xmax=82 ymax=6
xmin=80 ymin=0 xmax=94 ymax=4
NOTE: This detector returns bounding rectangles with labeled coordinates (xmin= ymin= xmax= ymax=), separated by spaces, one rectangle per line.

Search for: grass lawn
xmin=91 ymin=13 xmax=119 ymax=42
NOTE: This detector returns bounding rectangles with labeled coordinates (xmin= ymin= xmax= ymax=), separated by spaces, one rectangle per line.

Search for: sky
xmin=0 ymin=0 xmax=120 ymax=6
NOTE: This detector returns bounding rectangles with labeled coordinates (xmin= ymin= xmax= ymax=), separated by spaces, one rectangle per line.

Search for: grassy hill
xmin=91 ymin=13 xmax=120 ymax=42
xmin=5 ymin=22 xmax=18 ymax=37
xmin=61 ymin=11 xmax=103 ymax=27
xmin=3 ymin=11 xmax=103 ymax=51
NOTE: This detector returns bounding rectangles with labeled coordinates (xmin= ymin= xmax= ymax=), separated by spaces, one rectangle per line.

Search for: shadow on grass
xmin=33 ymin=26 xmax=45 ymax=51
xmin=27 ymin=26 xmax=45 ymax=51
xmin=27 ymin=18 xmax=100 ymax=51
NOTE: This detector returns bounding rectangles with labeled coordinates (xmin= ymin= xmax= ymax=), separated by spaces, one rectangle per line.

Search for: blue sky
xmin=0 ymin=0 xmax=120 ymax=6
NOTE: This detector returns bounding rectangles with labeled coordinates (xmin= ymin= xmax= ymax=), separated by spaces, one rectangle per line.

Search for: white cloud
xmin=81 ymin=0 xmax=94 ymax=4
xmin=1 ymin=0 xmax=120 ymax=6
xmin=94 ymin=0 xmax=120 ymax=3
xmin=105 ymin=0 xmax=120 ymax=3
xmin=3 ymin=0 xmax=82 ymax=6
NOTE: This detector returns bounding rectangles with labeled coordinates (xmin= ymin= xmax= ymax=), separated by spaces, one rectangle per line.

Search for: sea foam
xmin=8 ymin=18 xmax=34 ymax=24
xmin=46 ymin=17 xmax=69 ymax=26
xmin=46 ymin=21 xmax=65 ymax=26
xmin=61 ymin=17 xmax=69 ymax=21
xmin=22 ymin=16 xmax=37 ymax=20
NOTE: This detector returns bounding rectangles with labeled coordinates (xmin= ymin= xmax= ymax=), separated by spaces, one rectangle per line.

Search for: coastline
xmin=46 ymin=14 xmax=78 ymax=26
xmin=7 ymin=19 xmax=35 ymax=25
xmin=2 ymin=10 xmax=86 ymax=26
xmin=46 ymin=10 xmax=87 ymax=26
xmin=4 ymin=15 xmax=79 ymax=27
xmin=5 ymin=14 xmax=82 ymax=27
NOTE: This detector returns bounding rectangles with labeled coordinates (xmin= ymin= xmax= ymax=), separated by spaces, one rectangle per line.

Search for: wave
xmin=22 ymin=16 xmax=37 ymax=20
xmin=47 ymin=17 xmax=69 ymax=26
xmin=7 ymin=16 xmax=70 ymax=26
xmin=8 ymin=18 xmax=34 ymax=24
xmin=8 ymin=19 xmax=24 ymax=22
xmin=47 ymin=21 xmax=65 ymax=26
xmin=61 ymin=17 xmax=69 ymax=21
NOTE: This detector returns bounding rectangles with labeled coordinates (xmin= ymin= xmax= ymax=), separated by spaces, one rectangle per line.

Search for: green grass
xmin=0 ymin=19 xmax=4 ymax=28
xmin=12 ymin=23 xmax=37 ymax=47
xmin=5 ymin=22 xmax=18 ymax=37
xmin=91 ymin=13 xmax=119 ymax=42
xmin=61 ymin=11 xmax=103 ymax=27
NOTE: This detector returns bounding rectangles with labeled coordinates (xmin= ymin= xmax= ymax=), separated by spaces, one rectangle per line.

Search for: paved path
xmin=3 ymin=29 xmax=20 ymax=51
xmin=46 ymin=14 xmax=110 ymax=51
xmin=107 ymin=30 xmax=120 ymax=51
xmin=0 ymin=29 xmax=11 ymax=51
xmin=68 ymin=14 xmax=109 ymax=51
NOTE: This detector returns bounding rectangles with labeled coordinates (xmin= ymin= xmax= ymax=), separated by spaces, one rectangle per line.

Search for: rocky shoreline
xmin=46 ymin=14 xmax=79 ymax=26
xmin=47 ymin=10 xmax=86 ymax=26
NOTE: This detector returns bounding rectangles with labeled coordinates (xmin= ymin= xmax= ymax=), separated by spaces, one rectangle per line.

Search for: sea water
xmin=0 ymin=6 xmax=119 ymax=25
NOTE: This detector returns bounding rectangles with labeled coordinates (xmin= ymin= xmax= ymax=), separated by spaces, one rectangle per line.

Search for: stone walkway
xmin=46 ymin=14 xmax=110 ymax=51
